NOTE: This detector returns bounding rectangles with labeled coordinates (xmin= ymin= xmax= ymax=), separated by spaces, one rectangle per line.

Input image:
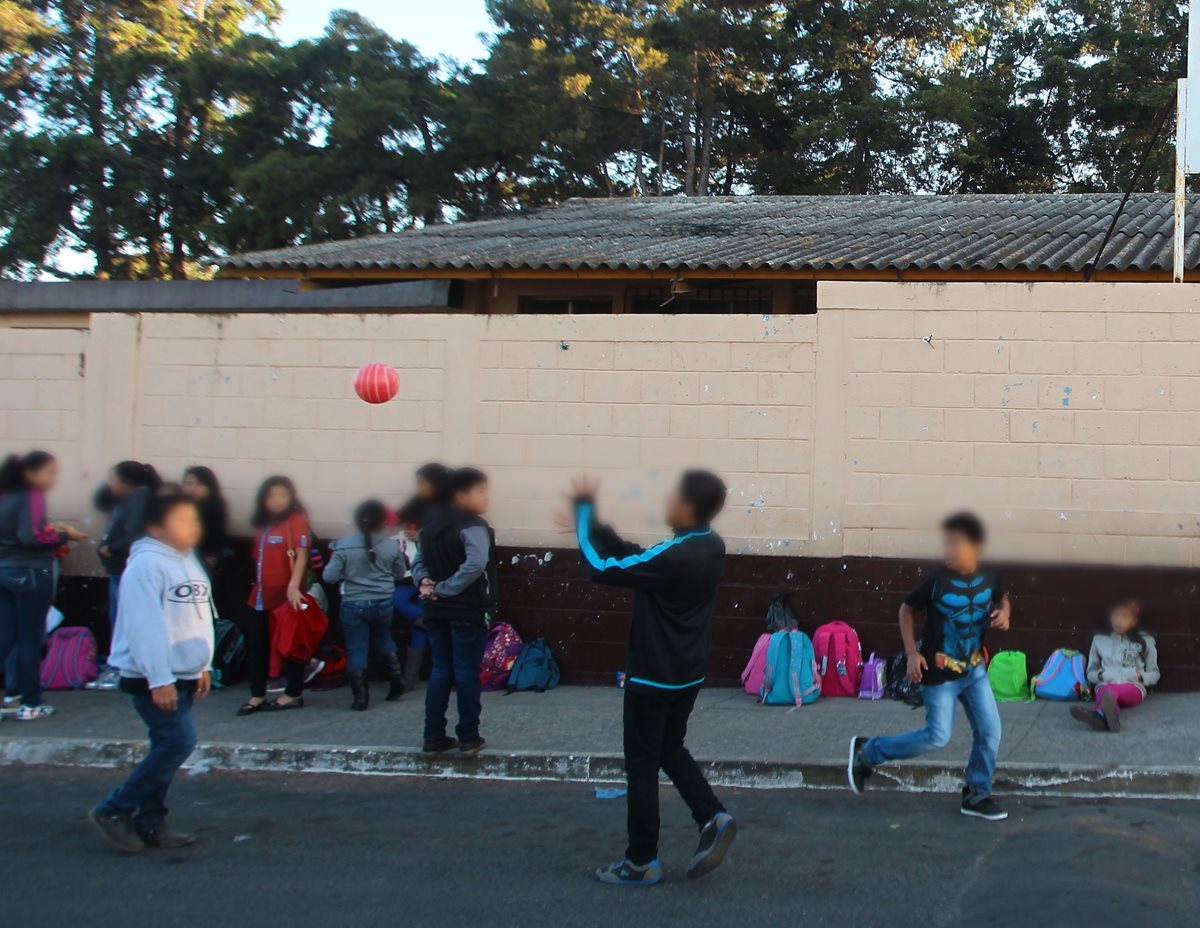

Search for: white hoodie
xmin=108 ymin=537 xmax=215 ymax=689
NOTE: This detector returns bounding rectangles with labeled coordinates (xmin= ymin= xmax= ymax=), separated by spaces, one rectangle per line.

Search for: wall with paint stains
xmin=5 ymin=282 xmax=1200 ymax=573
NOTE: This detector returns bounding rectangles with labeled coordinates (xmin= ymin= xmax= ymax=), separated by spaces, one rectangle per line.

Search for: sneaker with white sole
xmin=15 ymin=704 xmax=55 ymax=721
xmin=848 ymin=736 xmax=874 ymax=794
xmin=960 ymin=791 xmax=1007 ymax=821
xmin=0 ymin=696 xmax=20 ymax=718
xmin=303 ymin=659 xmax=326 ymax=684
xmin=595 ymin=858 xmax=663 ymax=886
xmin=86 ymin=668 xmax=121 ymax=691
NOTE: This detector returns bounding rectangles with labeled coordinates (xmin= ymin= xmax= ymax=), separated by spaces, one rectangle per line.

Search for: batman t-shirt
xmin=904 ymin=567 xmax=1004 ymax=686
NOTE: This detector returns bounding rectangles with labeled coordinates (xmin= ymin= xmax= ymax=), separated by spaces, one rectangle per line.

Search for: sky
xmin=274 ymin=0 xmax=494 ymax=62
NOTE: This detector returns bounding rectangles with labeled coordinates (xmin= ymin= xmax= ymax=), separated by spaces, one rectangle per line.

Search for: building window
xmin=517 ymin=297 xmax=613 ymax=314
xmin=625 ymin=285 xmax=774 ymax=314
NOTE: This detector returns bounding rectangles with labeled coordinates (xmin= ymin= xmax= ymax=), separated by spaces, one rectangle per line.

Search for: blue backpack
xmin=506 ymin=638 xmax=560 ymax=693
xmin=1031 ymin=648 xmax=1088 ymax=701
xmin=761 ymin=630 xmax=821 ymax=708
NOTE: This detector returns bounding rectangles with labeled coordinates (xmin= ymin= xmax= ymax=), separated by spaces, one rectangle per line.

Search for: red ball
xmin=354 ymin=363 xmax=399 ymax=404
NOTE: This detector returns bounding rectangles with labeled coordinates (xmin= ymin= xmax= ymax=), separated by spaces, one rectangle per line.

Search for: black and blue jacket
xmin=574 ymin=498 xmax=725 ymax=691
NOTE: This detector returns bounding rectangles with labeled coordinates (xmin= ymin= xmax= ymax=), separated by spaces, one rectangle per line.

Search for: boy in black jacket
xmin=411 ymin=468 xmax=498 ymax=756
xmin=569 ymin=470 xmax=735 ymax=886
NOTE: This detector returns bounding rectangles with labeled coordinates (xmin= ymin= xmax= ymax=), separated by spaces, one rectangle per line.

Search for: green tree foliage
xmin=0 ymin=0 xmax=1190 ymax=278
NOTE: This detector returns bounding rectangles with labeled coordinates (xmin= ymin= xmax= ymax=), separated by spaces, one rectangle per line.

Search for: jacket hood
xmin=128 ymin=536 xmax=190 ymax=562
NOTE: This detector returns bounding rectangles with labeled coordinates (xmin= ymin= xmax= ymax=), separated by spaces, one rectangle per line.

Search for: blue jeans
xmin=861 ymin=663 xmax=1001 ymax=799
xmin=340 ymin=597 xmax=397 ymax=672
xmin=424 ymin=620 xmax=487 ymax=742
xmin=98 ymin=686 xmax=198 ymax=832
xmin=0 ymin=566 xmax=54 ymax=707
xmin=392 ymin=584 xmax=427 ymax=650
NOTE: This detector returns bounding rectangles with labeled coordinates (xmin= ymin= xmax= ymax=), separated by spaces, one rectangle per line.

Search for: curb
xmin=3 ymin=737 xmax=1199 ymax=799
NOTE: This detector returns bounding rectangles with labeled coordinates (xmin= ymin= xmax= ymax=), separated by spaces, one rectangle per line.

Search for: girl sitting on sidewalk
xmin=323 ymin=500 xmax=408 ymax=710
xmin=1070 ymin=598 xmax=1159 ymax=733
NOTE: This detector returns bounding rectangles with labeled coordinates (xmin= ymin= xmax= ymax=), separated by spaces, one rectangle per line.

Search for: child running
xmin=1070 ymin=598 xmax=1159 ymax=733
xmin=569 ymin=470 xmax=735 ymax=886
xmin=849 ymin=511 xmax=1011 ymax=821
xmin=89 ymin=493 xmax=214 ymax=852
xmin=411 ymin=468 xmax=497 ymax=756
xmin=323 ymin=500 xmax=408 ymax=710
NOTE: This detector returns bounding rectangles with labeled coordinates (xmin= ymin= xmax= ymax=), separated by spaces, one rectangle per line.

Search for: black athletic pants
xmin=246 ymin=610 xmax=305 ymax=700
xmin=623 ymin=684 xmax=724 ymax=865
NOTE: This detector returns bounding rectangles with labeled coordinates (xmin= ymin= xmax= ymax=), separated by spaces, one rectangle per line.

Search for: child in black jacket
xmin=570 ymin=470 xmax=736 ymax=887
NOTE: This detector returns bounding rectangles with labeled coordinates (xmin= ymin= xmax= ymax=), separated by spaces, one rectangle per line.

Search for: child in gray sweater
xmin=1070 ymin=598 xmax=1159 ymax=734
xmin=323 ymin=500 xmax=407 ymax=710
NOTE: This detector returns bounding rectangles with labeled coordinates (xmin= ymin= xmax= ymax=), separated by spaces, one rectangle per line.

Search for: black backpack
xmin=884 ymin=648 xmax=923 ymax=708
xmin=211 ymin=618 xmax=247 ymax=688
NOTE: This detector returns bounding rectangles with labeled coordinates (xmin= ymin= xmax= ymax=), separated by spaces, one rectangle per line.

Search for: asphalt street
xmin=3 ymin=767 xmax=1197 ymax=926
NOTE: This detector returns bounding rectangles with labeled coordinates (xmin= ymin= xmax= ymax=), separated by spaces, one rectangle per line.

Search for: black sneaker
xmin=459 ymin=736 xmax=486 ymax=756
xmin=960 ymin=792 xmax=1008 ymax=821
xmin=88 ymin=807 xmax=145 ymax=853
xmin=1070 ymin=705 xmax=1107 ymax=731
xmin=595 ymin=858 xmax=663 ymax=886
xmin=139 ymin=824 xmax=196 ymax=848
xmin=422 ymin=736 xmax=458 ymax=754
xmin=687 ymin=812 xmax=737 ymax=879
xmin=848 ymin=736 xmax=873 ymax=794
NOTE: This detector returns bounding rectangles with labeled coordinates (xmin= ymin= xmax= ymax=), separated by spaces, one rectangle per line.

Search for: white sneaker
xmin=303 ymin=659 xmax=326 ymax=684
xmin=86 ymin=669 xmax=121 ymax=691
xmin=15 ymin=704 xmax=55 ymax=721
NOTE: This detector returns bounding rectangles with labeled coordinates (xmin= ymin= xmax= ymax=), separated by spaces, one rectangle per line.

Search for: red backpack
xmin=812 ymin=621 xmax=863 ymax=697
xmin=480 ymin=622 xmax=523 ymax=691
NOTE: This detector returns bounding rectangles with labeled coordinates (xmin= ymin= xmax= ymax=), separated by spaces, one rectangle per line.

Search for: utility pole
xmin=1176 ymin=0 xmax=1200 ymax=281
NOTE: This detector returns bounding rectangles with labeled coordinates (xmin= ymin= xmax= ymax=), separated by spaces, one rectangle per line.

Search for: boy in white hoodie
xmin=89 ymin=493 xmax=215 ymax=853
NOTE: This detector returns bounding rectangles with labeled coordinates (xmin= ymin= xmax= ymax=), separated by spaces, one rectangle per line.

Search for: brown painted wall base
xmin=54 ymin=547 xmax=1200 ymax=692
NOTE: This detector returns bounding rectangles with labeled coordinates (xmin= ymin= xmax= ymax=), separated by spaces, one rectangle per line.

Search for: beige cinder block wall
xmin=4 ymin=280 xmax=1200 ymax=572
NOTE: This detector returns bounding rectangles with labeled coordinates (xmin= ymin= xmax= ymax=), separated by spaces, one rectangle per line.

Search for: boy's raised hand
xmin=570 ymin=474 xmax=600 ymax=501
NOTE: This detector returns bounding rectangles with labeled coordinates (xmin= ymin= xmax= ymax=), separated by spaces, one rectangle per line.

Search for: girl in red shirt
xmin=238 ymin=476 xmax=311 ymax=715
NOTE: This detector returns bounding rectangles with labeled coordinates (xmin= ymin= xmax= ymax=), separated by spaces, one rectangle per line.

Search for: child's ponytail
xmin=353 ymin=499 xmax=388 ymax=566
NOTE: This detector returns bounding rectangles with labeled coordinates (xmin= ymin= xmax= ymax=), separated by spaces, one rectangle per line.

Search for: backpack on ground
xmin=480 ymin=621 xmax=523 ymax=691
xmin=884 ymin=649 xmax=923 ymax=707
xmin=858 ymin=652 xmax=887 ymax=700
xmin=988 ymin=650 xmax=1030 ymax=702
xmin=210 ymin=618 xmax=247 ymax=688
xmin=1031 ymin=648 xmax=1088 ymax=701
xmin=812 ymin=621 xmax=863 ymax=698
xmin=740 ymin=633 xmax=771 ymax=696
xmin=506 ymin=638 xmax=560 ymax=692
xmin=761 ymin=630 xmax=821 ymax=708
xmin=765 ymin=592 xmax=800 ymax=633
xmin=39 ymin=626 xmax=99 ymax=690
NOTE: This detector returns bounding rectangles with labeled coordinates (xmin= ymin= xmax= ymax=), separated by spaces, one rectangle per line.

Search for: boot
xmin=349 ymin=671 xmax=369 ymax=711
xmin=384 ymin=651 xmax=406 ymax=701
xmin=403 ymin=647 xmax=424 ymax=689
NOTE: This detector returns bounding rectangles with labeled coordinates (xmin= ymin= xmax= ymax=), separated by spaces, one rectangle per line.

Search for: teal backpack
xmin=761 ymin=630 xmax=821 ymax=708
xmin=506 ymin=638 xmax=560 ymax=693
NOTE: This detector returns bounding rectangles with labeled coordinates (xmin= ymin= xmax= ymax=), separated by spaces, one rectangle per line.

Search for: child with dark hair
xmin=238 ymin=476 xmax=311 ymax=715
xmin=323 ymin=500 xmax=408 ymax=710
xmin=1071 ymin=598 xmax=1159 ymax=733
xmin=89 ymin=493 xmax=213 ymax=853
xmin=570 ymin=469 xmax=735 ymax=887
xmin=411 ymin=467 xmax=497 ymax=756
xmin=0 ymin=451 xmax=86 ymax=720
xmin=393 ymin=495 xmax=431 ymax=686
xmin=90 ymin=460 xmax=161 ymax=690
xmin=414 ymin=463 xmax=450 ymax=504
xmin=849 ymin=511 xmax=1012 ymax=821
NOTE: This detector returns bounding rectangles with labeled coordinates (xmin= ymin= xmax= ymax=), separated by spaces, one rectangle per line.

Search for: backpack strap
xmin=741 ymin=635 xmax=770 ymax=685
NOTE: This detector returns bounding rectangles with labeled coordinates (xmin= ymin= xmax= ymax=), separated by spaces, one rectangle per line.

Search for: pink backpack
xmin=812 ymin=621 xmax=862 ymax=698
xmin=39 ymin=626 xmax=99 ymax=690
xmin=479 ymin=622 xmax=523 ymax=691
xmin=740 ymin=633 xmax=771 ymax=696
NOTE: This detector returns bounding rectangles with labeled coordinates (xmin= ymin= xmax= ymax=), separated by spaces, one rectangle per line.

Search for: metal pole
xmin=1176 ymin=79 xmax=1188 ymax=283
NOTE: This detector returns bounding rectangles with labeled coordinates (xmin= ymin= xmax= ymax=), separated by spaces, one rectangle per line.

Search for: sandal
xmin=236 ymin=701 xmax=267 ymax=716
xmin=266 ymin=697 xmax=305 ymax=711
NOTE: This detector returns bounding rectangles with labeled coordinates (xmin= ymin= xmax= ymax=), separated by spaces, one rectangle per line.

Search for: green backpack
xmin=987 ymin=650 xmax=1030 ymax=702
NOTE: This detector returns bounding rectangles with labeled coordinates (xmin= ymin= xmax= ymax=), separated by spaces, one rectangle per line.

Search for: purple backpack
xmin=858 ymin=652 xmax=887 ymax=700
xmin=479 ymin=622 xmax=523 ymax=691
xmin=39 ymin=626 xmax=100 ymax=690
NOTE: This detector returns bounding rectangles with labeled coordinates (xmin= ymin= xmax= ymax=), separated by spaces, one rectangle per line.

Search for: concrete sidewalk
xmin=2 ymin=685 xmax=1197 ymax=798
